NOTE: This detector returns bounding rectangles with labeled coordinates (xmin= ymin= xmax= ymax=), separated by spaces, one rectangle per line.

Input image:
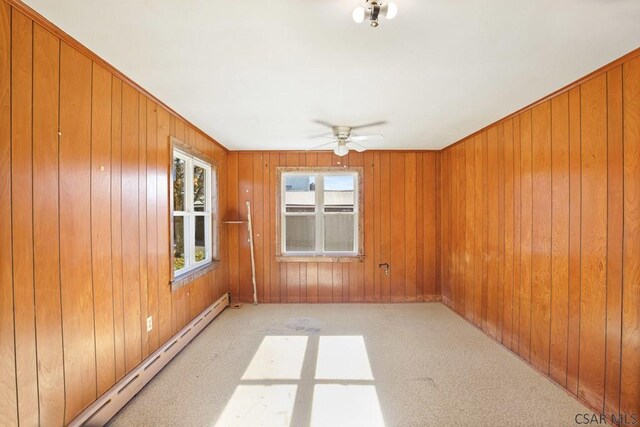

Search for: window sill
xmin=276 ymin=255 xmax=364 ymax=263
xmin=171 ymin=260 xmax=220 ymax=292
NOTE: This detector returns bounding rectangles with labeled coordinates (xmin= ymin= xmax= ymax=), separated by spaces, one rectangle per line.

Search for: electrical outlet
xmin=146 ymin=316 xmax=153 ymax=332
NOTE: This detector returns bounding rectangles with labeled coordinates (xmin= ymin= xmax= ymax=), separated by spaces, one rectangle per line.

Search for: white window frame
xmin=172 ymin=148 xmax=215 ymax=278
xmin=280 ymin=171 xmax=359 ymax=256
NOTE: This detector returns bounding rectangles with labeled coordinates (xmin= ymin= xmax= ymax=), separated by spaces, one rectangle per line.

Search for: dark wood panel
xmin=604 ymin=66 xmax=623 ymax=417
xmin=487 ymin=127 xmax=499 ymax=337
xmin=90 ymin=63 xmax=115 ymax=396
xmin=549 ymin=92 xmax=570 ymax=386
xmin=512 ymin=116 xmax=521 ymax=353
xmin=146 ymin=98 xmax=159 ymax=353
xmin=519 ymin=110 xmax=533 ymax=361
xmin=465 ymin=140 xmax=475 ymax=320
xmin=364 ymin=152 xmax=375 ymax=301
xmin=503 ymin=119 xmax=514 ymax=349
xmin=497 ymin=125 xmax=505 ymax=343
xmin=405 ymin=153 xmax=417 ymax=301
xmin=110 ymin=77 xmax=126 ymax=382
xmin=156 ymin=106 xmax=172 ymax=345
xmin=621 ymin=55 xmax=640 ymax=419
xmin=566 ymin=86 xmax=582 ymax=395
xmin=578 ymin=73 xmax=608 ymax=410
xmin=423 ymin=153 xmax=437 ymax=297
xmin=59 ymin=42 xmax=97 ymax=421
xmin=530 ymin=101 xmax=552 ymax=373
xmin=0 ymin=3 xmax=17 ymax=425
xmin=138 ymin=93 xmax=149 ymax=360
xmin=11 ymin=10 xmax=38 ymax=425
xmin=121 ymin=83 xmax=142 ymax=372
xmin=473 ymin=135 xmax=483 ymax=327
xmin=32 ymin=22 xmax=64 ymax=426
xmin=390 ymin=153 xmax=406 ymax=302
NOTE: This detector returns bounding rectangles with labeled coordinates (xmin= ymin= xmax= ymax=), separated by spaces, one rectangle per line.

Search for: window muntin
xmin=281 ymin=171 xmax=358 ymax=256
xmin=172 ymin=148 xmax=216 ymax=276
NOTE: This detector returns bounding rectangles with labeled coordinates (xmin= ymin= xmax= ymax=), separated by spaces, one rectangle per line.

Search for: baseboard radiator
xmin=70 ymin=292 xmax=230 ymax=426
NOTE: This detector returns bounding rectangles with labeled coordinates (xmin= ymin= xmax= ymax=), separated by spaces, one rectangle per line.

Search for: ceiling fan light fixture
xmin=334 ymin=142 xmax=349 ymax=157
xmin=382 ymin=2 xmax=398 ymax=19
xmin=352 ymin=6 xmax=365 ymax=23
xmin=352 ymin=1 xmax=397 ymax=27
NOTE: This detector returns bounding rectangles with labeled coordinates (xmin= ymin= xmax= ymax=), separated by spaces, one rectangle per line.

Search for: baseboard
xmin=70 ymin=292 xmax=230 ymax=426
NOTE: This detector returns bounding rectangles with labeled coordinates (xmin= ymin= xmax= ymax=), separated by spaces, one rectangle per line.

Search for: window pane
xmin=194 ymin=165 xmax=207 ymax=212
xmin=285 ymin=175 xmax=315 ymax=213
xmin=285 ymin=215 xmax=315 ymax=251
xmin=173 ymin=157 xmax=186 ymax=211
xmin=173 ymin=216 xmax=185 ymax=271
xmin=324 ymin=175 xmax=354 ymax=213
xmin=324 ymin=214 xmax=354 ymax=252
xmin=195 ymin=216 xmax=207 ymax=262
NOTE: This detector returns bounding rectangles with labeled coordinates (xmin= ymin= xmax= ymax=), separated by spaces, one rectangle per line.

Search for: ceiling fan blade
xmin=350 ymin=134 xmax=384 ymax=142
xmin=345 ymin=141 xmax=367 ymax=152
xmin=309 ymin=133 xmax=335 ymax=139
xmin=350 ymin=120 xmax=387 ymax=130
xmin=313 ymin=119 xmax=335 ymax=128
xmin=307 ymin=141 xmax=336 ymax=151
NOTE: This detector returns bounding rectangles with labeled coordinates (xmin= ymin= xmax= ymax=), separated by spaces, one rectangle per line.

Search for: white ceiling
xmin=25 ymin=0 xmax=640 ymax=150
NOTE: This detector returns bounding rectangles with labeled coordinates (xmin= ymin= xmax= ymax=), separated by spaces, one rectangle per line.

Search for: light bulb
xmin=352 ymin=6 xmax=365 ymax=23
xmin=334 ymin=143 xmax=349 ymax=157
xmin=385 ymin=2 xmax=398 ymax=19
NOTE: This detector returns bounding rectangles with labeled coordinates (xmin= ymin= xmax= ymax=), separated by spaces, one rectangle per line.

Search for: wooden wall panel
xmin=502 ymin=119 xmax=514 ymax=349
xmin=578 ymin=74 xmax=608 ymax=410
xmin=530 ymin=101 xmax=552 ymax=373
xmin=226 ymin=151 xmax=440 ymax=303
xmin=146 ymin=98 xmax=159 ymax=353
xmin=567 ymin=86 xmax=582 ymax=395
xmin=440 ymin=50 xmax=640 ymax=422
xmin=0 ymin=2 xmax=229 ymax=423
xmin=549 ymin=92 xmax=570 ymax=386
xmin=621 ymin=55 xmax=640 ymax=420
xmin=32 ymin=22 xmax=64 ymax=426
xmin=59 ymin=42 xmax=97 ymax=421
xmin=121 ymin=83 xmax=142 ymax=372
xmin=90 ymin=63 xmax=116 ymax=396
xmin=605 ymin=65 xmax=623 ymax=417
xmin=11 ymin=10 xmax=38 ymax=425
xmin=0 ymin=4 xmax=17 ymax=425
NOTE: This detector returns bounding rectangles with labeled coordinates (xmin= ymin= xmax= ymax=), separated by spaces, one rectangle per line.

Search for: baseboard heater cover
xmin=70 ymin=292 xmax=230 ymax=427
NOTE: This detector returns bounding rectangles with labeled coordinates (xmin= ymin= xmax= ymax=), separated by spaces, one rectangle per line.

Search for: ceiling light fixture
xmin=353 ymin=1 xmax=397 ymax=27
xmin=333 ymin=140 xmax=350 ymax=157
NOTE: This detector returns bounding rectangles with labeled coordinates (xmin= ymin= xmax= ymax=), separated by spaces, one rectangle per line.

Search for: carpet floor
xmin=109 ymin=302 xmax=589 ymax=426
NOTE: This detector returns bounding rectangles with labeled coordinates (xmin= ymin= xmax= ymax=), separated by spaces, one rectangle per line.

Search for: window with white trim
xmin=280 ymin=170 xmax=359 ymax=256
xmin=172 ymin=148 xmax=217 ymax=276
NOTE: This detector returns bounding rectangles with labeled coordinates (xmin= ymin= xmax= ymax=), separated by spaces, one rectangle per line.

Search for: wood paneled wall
xmin=439 ymin=52 xmax=640 ymax=419
xmin=0 ymin=2 xmax=228 ymax=425
xmin=225 ymin=151 xmax=440 ymax=303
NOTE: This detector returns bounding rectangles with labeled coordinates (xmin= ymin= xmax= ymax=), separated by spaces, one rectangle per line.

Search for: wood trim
xmin=274 ymin=166 xmax=365 ymax=257
xmin=5 ymin=0 xmax=228 ymax=154
xmin=445 ymin=46 xmax=640 ymax=152
xmin=170 ymin=261 xmax=220 ymax=291
xmin=276 ymin=255 xmax=364 ymax=263
xmin=168 ymin=136 xmax=221 ymax=283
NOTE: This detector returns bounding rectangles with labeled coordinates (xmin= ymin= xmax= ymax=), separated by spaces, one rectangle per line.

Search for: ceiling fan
xmin=308 ymin=120 xmax=385 ymax=156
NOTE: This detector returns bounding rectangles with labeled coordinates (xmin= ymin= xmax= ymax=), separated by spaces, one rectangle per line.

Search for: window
xmin=172 ymin=147 xmax=218 ymax=277
xmin=278 ymin=168 xmax=362 ymax=258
